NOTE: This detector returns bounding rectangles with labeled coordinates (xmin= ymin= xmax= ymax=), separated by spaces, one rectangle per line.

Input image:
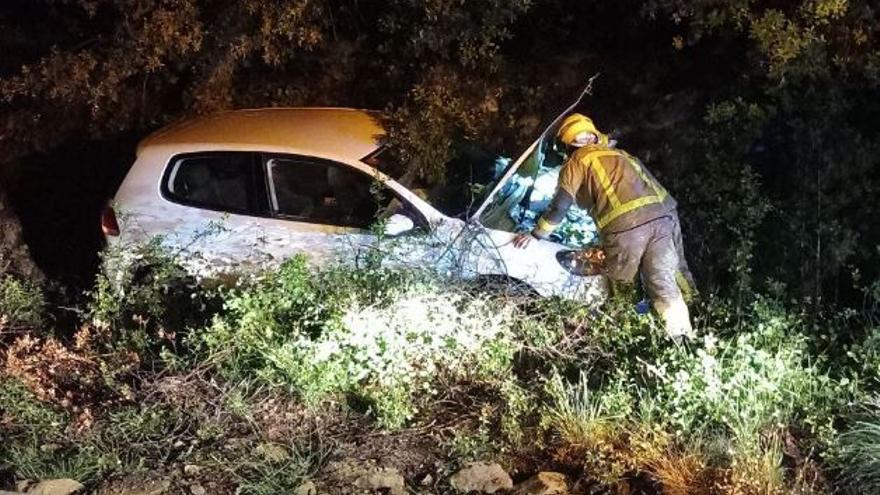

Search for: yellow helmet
xmin=557 ymin=113 xmax=608 ymax=146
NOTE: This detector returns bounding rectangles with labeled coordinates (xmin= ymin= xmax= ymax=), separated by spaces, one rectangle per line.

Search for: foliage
xmin=203 ymin=256 xmax=517 ymax=428
xmin=526 ymin=295 xmax=855 ymax=492
xmin=1 ymin=1 xmax=880 ymax=488
xmin=87 ymin=239 xmax=218 ymax=366
xmin=650 ymin=0 xmax=880 ymax=303
xmin=3 ymin=249 xmax=880 ymax=492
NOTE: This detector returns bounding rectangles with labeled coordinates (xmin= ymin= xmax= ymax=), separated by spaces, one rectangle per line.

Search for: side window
xmin=164 ymin=153 xmax=259 ymax=214
xmin=267 ymin=158 xmax=391 ymax=229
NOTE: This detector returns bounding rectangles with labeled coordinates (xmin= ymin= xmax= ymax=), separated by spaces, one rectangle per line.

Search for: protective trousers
xmin=602 ymin=213 xmax=695 ymax=338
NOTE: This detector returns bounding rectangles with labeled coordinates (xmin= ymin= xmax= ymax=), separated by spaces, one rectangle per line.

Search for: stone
xmin=293 ymin=481 xmax=316 ymax=495
xmin=354 ymin=467 xmax=407 ymax=495
xmin=449 ymin=463 xmax=513 ymax=494
xmin=188 ymin=484 xmax=205 ymax=495
xmin=512 ymin=472 xmax=568 ymax=495
xmin=183 ymin=464 xmax=202 ymax=476
xmin=27 ymin=479 xmax=84 ymax=495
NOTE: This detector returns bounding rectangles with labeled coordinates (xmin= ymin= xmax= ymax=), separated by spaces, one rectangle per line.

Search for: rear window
xmin=163 ymin=153 xmax=259 ymax=214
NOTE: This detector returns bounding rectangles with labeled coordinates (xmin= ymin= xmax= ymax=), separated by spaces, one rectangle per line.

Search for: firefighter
xmin=513 ymin=113 xmax=696 ymax=338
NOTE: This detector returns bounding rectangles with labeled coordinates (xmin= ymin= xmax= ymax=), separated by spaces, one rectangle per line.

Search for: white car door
xmin=248 ymin=154 xmax=429 ymax=270
xmin=143 ymin=151 xmax=276 ymax=275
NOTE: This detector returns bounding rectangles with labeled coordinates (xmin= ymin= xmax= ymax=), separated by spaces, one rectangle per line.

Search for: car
xmin=103 ymin=102 xmax=607 ymax=302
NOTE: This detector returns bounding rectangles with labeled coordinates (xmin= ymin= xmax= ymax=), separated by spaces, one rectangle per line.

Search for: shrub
xmin=530 ymin=295 xmax=847 ymax=492
xmin=204 ymin=256 xmax=517 ymax=428
xmin=87 ymin=239 xmax=219 ymax=365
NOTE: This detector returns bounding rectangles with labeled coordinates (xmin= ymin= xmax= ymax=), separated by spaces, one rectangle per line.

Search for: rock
xmin=512 ymin=472 xmax=568 ymax=495
xmin=354 ymin=467 xmax=406 ymax=495
xmin=183 ymin=464 xmax=201 ymax=476
xmin=449 ymin=463 xmax=513 ymax=494
xmin=293 ymin=481 xmax=316 ymax=495
xmin=188 ymin=484 xmax=205 ymax=495
xmin=27 ymin=479 xmax=84 ymax=495
xmin=16 ymin=480 xmax=32 ymax=492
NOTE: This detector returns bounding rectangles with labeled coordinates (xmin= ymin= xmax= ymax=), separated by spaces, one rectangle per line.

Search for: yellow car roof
xmin=139 ymin=108 xmax=385 ymax=160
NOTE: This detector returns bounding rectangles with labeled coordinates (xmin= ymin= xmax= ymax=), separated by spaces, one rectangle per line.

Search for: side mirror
xmin=384 ymin=213 xmax=415 ymax=236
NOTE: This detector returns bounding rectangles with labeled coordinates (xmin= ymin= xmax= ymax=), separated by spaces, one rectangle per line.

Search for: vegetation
xmin=1 ymin=240 xmax=878 ymax=493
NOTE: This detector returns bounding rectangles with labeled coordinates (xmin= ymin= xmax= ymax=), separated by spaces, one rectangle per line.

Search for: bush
xmin=203 ymin=256 xmax=518 ymax=428
xmin=529 ymin=295 xmax=848 ymax=493
xmin=87 ymin=240 xmax=219 ymax=366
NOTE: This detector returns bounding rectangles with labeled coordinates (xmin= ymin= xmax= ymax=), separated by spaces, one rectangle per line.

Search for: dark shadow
xmin=5 ymin=133 xmax=139 ymax=290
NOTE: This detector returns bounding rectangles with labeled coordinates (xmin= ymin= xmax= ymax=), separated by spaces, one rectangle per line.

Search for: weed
xmin=0 ymin=377 xmax=67 ymax=435
xmin=446 ymin=428 xmax=501 ymax=465
xmin=0 ymin=275 xmax=44 ymax=330
xmin=833 ymin=398 xmax=880 ymax=494
xmin=226 ymin=438 xmax=330 ymax=495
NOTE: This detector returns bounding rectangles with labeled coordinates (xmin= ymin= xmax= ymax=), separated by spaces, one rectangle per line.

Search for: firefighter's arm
xmin=532 ymin=189 xmax=575 ymax=238
xmin=512 ymin=189 xmax=575 ymax=248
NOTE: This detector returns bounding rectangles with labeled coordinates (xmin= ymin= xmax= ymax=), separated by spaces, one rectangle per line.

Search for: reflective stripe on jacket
xmin=555 ymin=146 xmax=676 ymax=233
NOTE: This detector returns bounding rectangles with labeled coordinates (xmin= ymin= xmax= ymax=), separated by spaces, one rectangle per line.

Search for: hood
xmin=471 ymin=81 xmax=596 ymax=220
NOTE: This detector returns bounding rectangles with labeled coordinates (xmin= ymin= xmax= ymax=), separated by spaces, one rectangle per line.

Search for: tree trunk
xmin=0 ymin=187 xmax=44 ymax=283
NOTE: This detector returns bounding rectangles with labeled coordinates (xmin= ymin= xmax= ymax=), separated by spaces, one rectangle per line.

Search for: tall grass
xmin=835 ymin=399 xmax=880 ymax=494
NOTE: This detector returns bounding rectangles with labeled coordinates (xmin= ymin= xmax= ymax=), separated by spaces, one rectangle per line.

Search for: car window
xmin=266 ymin=158 xmax=392 ymax=229
xmin=164 ymin=153 xmax=259 ymax=214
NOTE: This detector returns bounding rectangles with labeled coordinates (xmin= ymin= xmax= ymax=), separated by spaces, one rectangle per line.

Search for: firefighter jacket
xmin=535 ymin=145 xmax=677 ymax=236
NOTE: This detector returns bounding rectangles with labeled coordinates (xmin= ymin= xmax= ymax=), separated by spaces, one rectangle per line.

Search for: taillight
xmin=101 ymin=205 xmax=120 ymax=236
